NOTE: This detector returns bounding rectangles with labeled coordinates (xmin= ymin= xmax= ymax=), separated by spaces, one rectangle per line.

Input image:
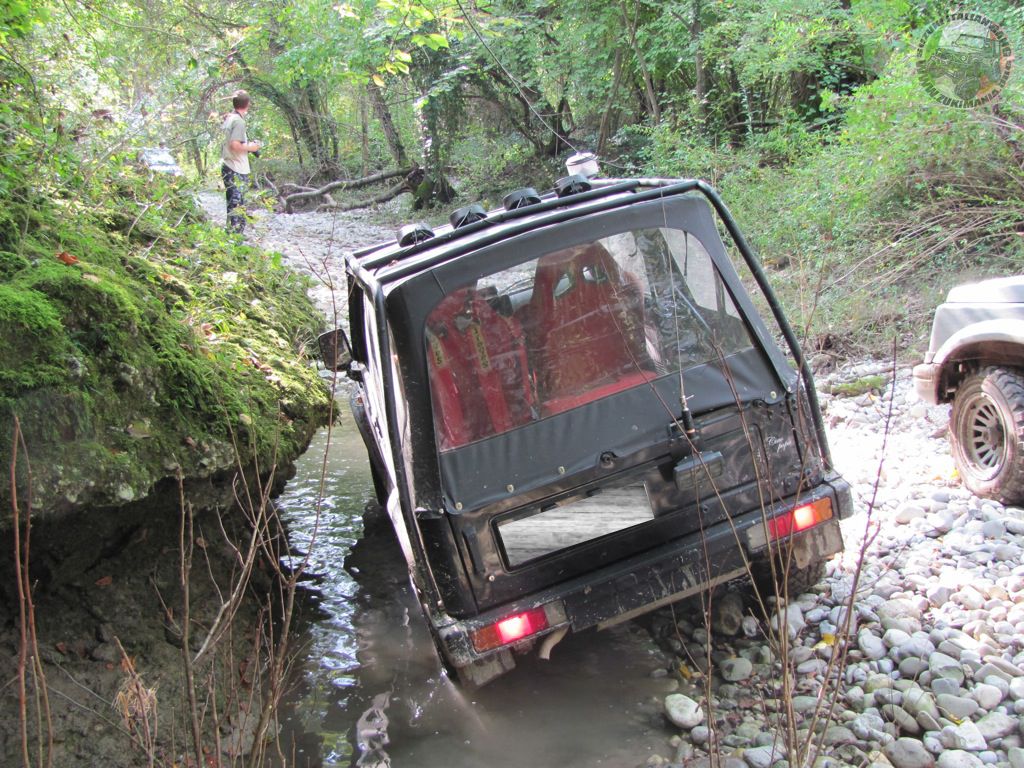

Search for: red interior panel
xmin=526 ymin=243 xmax=656 ymax=415
xmin=426 ymin=288 xmax=535 ymax=450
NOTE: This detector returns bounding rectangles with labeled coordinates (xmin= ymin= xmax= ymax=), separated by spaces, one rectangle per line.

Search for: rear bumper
xmin=434 ymin=474 xmax=851 ymax=674
xmin=913 ymin=362 xmax=940 ymax=405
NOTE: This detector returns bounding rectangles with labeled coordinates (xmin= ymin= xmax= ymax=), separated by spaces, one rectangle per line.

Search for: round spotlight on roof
xmin=449 ymin=204 xmax=487 ymax=229
xmin=502 ymin=187 xmax=541 ymax=211
xmin=555 ymin=174 xmax=592 ymax=198
xmin=565 ymin=152 xmax=600 ymax=178
xmin=396 ymin=222 xmax=435 ymax=247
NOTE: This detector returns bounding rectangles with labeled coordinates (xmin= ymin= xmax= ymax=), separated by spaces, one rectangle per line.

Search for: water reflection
xmin=275 ymin=417 xmax=372 ymax=766
xmin=276 ymin=417 xmax=673 ymax=767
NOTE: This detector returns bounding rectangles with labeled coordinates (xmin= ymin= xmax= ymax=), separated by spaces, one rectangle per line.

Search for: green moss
xmin=0 ymin=284 xmax=71 ymax=397
xmin=0 ymin=250 xmax=29 ymax=279
xmin=0 ymin=181 xmax=331 ymax=518
xmin=830 ymin=375 xmax=888 ymax=398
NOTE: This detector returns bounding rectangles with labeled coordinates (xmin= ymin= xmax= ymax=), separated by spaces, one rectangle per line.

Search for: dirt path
xmin=198 ymin=190 xmax=395 ymax=319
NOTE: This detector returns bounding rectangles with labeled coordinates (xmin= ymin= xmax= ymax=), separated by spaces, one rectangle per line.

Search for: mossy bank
xmin=0 ymin=166 xmax=335 ymax=766
xmin=0 ymin=174 xmax=332 ymax=519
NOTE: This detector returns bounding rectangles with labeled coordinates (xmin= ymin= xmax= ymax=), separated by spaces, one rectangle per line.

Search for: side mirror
xmin=318 ymin=328 xmax=353 ymax=371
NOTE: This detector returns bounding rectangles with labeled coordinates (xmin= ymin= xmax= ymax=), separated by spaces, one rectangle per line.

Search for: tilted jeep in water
xmin=320 ymin=163 xmax=853 ymax=686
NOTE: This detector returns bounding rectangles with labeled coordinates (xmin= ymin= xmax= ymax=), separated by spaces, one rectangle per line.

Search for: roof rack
xmin=355 ymin=179 xmax=644 ymax=270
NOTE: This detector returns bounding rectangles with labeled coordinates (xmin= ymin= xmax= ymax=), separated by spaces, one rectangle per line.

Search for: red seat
xmin=426 ymin=287 xmax=535 ymax=450
xmin=525 ymin=242 xmax=655 ymax=415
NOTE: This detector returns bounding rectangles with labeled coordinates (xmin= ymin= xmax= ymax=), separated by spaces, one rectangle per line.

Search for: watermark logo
xmin=917 ymin=11 xmax=1013 ymax=108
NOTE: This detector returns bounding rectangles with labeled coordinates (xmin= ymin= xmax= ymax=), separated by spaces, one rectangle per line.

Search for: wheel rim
xmin=964 ymin=393 xmax=1007 ymax=476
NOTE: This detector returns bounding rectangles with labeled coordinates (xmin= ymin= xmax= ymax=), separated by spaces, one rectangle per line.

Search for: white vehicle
xmin=914 ymin=276 xmax=1024 ymax=503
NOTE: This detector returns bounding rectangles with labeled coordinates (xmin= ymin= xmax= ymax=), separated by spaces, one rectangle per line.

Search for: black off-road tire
xmin=753 ymin=558 xmax=827 ymax=602
xmin=782 ymin=559 xmax=827 ymax=598
xmin=369 ymin=461 xmax=389 ymax=506
xmin=950 ymin=366 xmax=1024 ymax=505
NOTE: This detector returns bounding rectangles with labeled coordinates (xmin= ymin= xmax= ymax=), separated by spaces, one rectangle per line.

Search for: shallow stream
xmin=274 ymin=420 xmax=674 ymax=767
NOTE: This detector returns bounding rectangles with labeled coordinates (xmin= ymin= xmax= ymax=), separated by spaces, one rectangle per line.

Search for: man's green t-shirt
xmin=221 ymin=112 xmax=250 ymax=175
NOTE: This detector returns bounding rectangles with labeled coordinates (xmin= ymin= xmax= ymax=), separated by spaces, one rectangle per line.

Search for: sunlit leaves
xmin=412 ymin=32 xmax=449 ymax=50
xmin=0 ymin=0 xmax=46 ymax=44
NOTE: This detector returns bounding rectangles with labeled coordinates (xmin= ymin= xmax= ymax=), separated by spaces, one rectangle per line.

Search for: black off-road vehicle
xmin=321 ymin=169 xmax=852 ymax=686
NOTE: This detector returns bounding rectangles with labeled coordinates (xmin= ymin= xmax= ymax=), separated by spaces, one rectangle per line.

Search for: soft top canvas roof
xmin=379 ymin=192 xmax=801 ymax=511
xmin=350 ymin=181 xmax=700 ymax=289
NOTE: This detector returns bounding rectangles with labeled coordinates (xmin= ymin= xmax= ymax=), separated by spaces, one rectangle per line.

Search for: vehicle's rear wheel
xmin=780 ymin=559 xmax=827 ymax=598
xmin=950 ymin=367 xmax=1024 ymax=505
xmin=369 ymin=461 xmax=389 ymax=506
xmin=753 ymin=558 xmax=827 ymax=603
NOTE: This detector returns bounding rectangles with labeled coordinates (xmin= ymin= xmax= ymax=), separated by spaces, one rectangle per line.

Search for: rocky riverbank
xmin=646 ymin=363 xmax=1024 ymax=768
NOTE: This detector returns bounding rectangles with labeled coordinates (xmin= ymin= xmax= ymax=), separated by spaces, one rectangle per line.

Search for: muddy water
xmin=274 ymin=417 xmax=674 ymax=767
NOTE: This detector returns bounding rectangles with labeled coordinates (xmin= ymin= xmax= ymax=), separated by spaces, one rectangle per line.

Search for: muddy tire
xmin=950 ymin=367 xmax=1024 ymax=505
xmin=369 ymin=461 xmax=389 ymax=505
xmin=781 ymin=559 xmax=827 ymax=597
xmin=754 ymin=558 xmax=827 ymax=601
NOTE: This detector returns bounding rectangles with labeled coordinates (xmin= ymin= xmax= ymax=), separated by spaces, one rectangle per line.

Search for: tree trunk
xmin=318 ymin=170 xmax=424 ymax=212
xmin=288 ymin=121 xmax=305 ymax=173
xmin=692 ymin=0 xmax=706 ymax=124
xmin=412 ymin=92 xmax=454 ymax=210
xmin=367 ymin=81 xmax=409 ymax=168
xmin=283 ymin=167 xmax=413 ymax=212
xmin=360 ymin=92 xmax=370 ymax=176
xmin=598 ymin=49 xmax=624 ymax=156
xmin=619 ymin=0 xmax=661 ymax=125
xmin=289 ymin=82 xmax=339 ymax=175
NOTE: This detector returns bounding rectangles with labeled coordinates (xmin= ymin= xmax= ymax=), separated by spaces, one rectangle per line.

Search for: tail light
xmin=768 ymin=497 xmax=833 ymax=541
xmin=470 ymin=602 xmax=566 ymax=653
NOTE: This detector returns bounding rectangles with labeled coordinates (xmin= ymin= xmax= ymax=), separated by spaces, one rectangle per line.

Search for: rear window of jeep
xmin=424 ymin=227 xmax=755 ymax=451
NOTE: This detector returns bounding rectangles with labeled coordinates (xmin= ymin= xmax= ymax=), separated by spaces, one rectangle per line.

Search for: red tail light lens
xmin=768 ymin=497 xmax=833 ymax=541
xmin=471 ymin=607 xmax=550 ymax=652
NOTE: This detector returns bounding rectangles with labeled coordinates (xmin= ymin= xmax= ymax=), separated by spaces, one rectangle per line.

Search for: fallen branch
xmin=258 ymin=176 xmax=278 ymax=196
xmin=278 ymin=183 xmax=315 ymax=196
xmin=283 ymin=167 xmax=413 ymax=212
xmin=10 ymin=417 xmax=53 ymax=768
xmin=316 ymin=178 xmax=414 ymax=213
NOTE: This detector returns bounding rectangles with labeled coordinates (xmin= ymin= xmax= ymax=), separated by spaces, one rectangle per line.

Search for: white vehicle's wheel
xmin=950 ymin=367 xmax=1024 ymax=505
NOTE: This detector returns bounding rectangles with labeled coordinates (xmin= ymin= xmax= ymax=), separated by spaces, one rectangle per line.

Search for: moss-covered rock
xmin=0 ymin=181 xmax=331 ymax=520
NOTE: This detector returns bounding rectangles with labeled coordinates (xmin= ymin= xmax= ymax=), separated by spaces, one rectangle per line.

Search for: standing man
xmin=221 ymin=90 xmax=260 ymax=234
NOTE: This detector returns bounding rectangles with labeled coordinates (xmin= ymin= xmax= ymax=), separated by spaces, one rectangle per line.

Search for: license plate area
xmin=496 ymin=483 xmax=653 ymax=567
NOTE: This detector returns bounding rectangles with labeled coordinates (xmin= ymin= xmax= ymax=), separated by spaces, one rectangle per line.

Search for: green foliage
xmin=642 ymin=46 xmax=1024 ymax=354
xmin=4 ymin=0 xmax=1024 ymax=427
xmin=0 ymin=0 xmax=46 ymax=42
xmin=451 ymin=128 xmax=557 ymax=204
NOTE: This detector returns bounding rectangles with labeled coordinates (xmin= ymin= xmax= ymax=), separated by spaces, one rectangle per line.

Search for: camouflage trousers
xmin=221 ymin=165 xmax=249 ymax=234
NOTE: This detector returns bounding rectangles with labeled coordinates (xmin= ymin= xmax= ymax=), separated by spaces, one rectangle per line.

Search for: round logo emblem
xmin=917 ymin=11 xmax=1013 ymax=108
